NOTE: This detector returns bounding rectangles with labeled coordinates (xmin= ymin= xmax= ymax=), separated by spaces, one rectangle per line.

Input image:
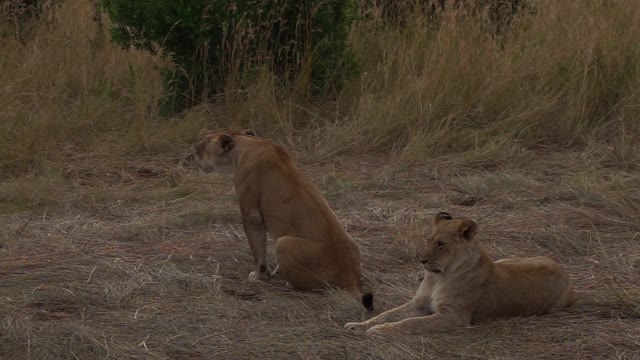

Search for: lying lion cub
xmin=345 ymin=212 xmax=574 ymax=335
xmin=195 ymin=129 xmax=373 ymax=310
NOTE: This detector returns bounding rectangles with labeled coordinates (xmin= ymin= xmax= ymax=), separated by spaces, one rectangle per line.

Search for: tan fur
xmin=345 ymin=212 xmax=574 ymax=335
xmin=195 ymin=130 xmax=371 ymax=309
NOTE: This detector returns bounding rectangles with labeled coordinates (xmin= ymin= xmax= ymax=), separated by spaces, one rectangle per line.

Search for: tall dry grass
xmin=0 ymin=0 xmax=638 ymax=177
xmin=336 ymin=0 xmax=640 ymax=162
xmin=0 ymin=0 xmax=167 ymax=176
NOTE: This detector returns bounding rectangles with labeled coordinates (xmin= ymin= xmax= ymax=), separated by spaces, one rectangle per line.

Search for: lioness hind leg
xmin=275 ymin=236 xmax=328 ymax=290
xmin=553 ymin=282 xmax=576 ymax=310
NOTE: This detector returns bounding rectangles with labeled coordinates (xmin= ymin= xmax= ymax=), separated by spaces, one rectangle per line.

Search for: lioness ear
xmin=433 ymin=212 xmax=453 ymax=226
xmin=457 ymin=219 xmax=478 ymax=241
xmin=243 ymin=129 xmax=256 ymax=136
xmin=217 ymin=134 xmax=234 ymax=153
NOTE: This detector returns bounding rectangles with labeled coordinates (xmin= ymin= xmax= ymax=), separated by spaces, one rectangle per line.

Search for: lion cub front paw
xmin=344 ymin=322 xmax=368 ymax=331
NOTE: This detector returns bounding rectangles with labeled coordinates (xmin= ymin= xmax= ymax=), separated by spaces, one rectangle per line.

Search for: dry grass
xmin=1 ymin=153 xmax=639 ymax=359
xmin=1 ymin=0 xmax=640 ymax=358
xmin=3 ymin=0 xmax=639 ymax=175
xmin=0 ymin=0 xmax=169 ymax=176
xmin=323 ymin=0 xmax=640 ymax=162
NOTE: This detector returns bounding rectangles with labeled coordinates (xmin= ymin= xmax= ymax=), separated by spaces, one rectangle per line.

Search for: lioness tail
xmin=362 ymin=292 xmax=374 ymax=312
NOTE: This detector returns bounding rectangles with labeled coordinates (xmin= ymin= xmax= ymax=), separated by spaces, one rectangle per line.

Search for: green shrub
xmin=102 ymin=0 xmax=357 ymax=111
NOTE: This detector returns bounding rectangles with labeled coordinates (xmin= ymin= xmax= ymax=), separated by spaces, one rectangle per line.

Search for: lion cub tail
xmin=362 ymin=292 xmax=374 ymax=312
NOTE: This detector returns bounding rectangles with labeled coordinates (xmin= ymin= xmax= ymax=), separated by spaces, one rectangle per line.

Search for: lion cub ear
xmin=216 ymin=134 xmax=235 ymax=153
xmin=433 ymin=212 xmax=453 ymax=226
xmin=243 ymin=129 xmax=256 ymax=136
xmin=457 ymin=219 xmax=478 ymax=241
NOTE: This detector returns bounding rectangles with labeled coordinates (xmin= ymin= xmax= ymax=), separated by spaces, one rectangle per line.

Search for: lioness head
xmin=195 ymin=129 xmax=256 ymax=174
xmin=418 ymin=212 xmax=479 ymax=274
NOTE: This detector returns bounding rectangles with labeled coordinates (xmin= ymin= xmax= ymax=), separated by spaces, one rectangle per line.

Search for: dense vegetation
xmin=0 ymin=0 xmax=638 ymax=176
xmin=102 ymin=0 xmax=357 ymax=111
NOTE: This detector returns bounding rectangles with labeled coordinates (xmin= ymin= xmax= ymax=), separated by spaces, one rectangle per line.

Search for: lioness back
xmin=478 ymin=256 xmax=573 ymax=320
xmin=241 ymin=138 xmax=348 ymax=243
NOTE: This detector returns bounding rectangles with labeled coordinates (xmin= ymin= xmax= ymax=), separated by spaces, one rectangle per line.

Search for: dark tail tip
xmin=362 ymin=292 xmax=374 ymax=312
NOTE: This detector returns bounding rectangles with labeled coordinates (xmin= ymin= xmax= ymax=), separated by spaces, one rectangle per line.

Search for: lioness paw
xmin=248 ymin=271 xmax=269 ymax=282
xmin=344 ymin=322 xmax=367 ymax=331
xmin=367 ymin=324 xmax=391 ymax=337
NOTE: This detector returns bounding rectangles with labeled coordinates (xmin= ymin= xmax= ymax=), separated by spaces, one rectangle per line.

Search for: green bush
xmin=102 ymin=0 xmax=357 ymax=111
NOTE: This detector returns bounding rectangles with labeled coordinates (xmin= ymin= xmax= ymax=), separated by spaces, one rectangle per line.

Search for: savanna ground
xmin=1 ymin=0 xmax=640 ymax=359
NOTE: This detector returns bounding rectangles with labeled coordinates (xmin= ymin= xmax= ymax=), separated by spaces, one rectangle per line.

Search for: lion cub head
xmin=418 ymin=212 xmax=479 ymax=274
xmin=195 ymin=129 xmax=256 ymax=174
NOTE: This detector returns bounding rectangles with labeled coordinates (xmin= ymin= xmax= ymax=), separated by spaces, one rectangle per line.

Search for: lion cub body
xmin=345 ymin=213 xmax=573 ymax=334
xmin=196 ymin=130 xmax=371 ymax=309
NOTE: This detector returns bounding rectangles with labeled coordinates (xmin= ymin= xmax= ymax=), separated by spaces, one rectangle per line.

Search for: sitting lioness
xmin=195 ymin=129 xmax=373 ymax=310
xmin=345 ymin=212 xmax=574 ymax=335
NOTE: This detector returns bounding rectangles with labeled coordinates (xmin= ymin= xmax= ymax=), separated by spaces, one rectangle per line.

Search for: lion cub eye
xmin=435 ymin=241 xmax=445 ymax=249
